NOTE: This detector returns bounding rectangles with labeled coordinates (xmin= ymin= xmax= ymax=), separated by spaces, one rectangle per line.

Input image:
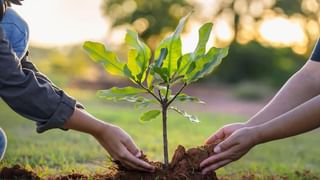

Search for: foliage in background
xmin=213 ymin=42 xmax=305 ymax=87
xmin=102 ymin=0 xmax=191 ymax=43
xmin=103 ymin=0 xmax=320 ymax=50
xmin=29 ymin=46 xmax=97 ymax=86
xmin=83 ymin=13 xmax=228 ymax=168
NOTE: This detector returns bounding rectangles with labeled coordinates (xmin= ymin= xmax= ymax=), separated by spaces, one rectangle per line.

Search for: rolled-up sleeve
xmin=0 ymin=27 xmax=77 ymax=133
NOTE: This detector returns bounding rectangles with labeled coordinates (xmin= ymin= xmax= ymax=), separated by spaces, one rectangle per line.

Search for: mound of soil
xmin=0 ymin=144 xmax=218 ymax=180
xmin=0 ymin=164 xmax=40 ymax=180
xmin=93 ymin=143 xmax=218 ymax=180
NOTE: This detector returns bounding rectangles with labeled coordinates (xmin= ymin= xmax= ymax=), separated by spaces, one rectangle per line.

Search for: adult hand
xmin=94 ymin=124 xmax=155 ymax=172
xmin=205 ymin=123 xmax=248 ymax=144
xmin=200 ymin=127 xmax=259 ymax=174
xmin=64 ymin=109 xmax=155 ymax=172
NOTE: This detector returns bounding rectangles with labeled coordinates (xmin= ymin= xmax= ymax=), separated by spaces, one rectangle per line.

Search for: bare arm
xmin=255 ymin=94 xmax=320 ymax=143
xmin=247 ymin=60 xmax=320 ymax=126
xmin=206 ymin=60 xmax=320 ymax=144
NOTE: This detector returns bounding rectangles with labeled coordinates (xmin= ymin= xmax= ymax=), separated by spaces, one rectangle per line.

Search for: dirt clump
xmin=94 ymin=144 xmax=218 ymax=180
xmin=47 ymin=173 xmax=89 ymax=180
xmin=0 ymin=164 xmax=40 ymax=180
xmin=0 ymin=144 xmax=218 ymax=180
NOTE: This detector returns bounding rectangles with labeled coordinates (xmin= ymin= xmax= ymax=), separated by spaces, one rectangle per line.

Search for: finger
xmin=113 ymin=160 xmax=133 ymax=170
xmin=213 ymin=136 xmax=238 ymax=153
xmin=122 ymin=137 xmax=141 ymax=157
xmin=120 ymin=148 xmax=155 ymax=172
xmin=205 ymin=129 xmax=226 ymax=144
xmin=200 ymin=145 xmax=237 ymax=168
xmin=202 ymin=159 xmax=232 ymax=174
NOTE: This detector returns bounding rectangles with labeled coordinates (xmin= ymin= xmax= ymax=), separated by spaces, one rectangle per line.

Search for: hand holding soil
xmin=93 ymin=124 xmax=155 ymax=172
xmin=201 ymin=127 xmax=259 ymax=173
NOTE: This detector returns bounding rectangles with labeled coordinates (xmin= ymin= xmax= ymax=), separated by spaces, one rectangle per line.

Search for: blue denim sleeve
xmin=310 ymin=39 xmax=320 ymax=62
xmin=1 ymin=8 xmax=29 ymax=59
xmin=0 ymin=26 xmax=77 ymax=133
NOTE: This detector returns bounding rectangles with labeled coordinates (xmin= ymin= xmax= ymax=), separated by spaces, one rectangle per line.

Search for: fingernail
xmin=135 ymin=151 xmax=141 ymax=157
xmin=214 ymin=146 xmax=221 ymax=153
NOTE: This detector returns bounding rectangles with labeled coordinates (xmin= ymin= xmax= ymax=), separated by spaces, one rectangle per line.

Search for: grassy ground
xmin=0 ymin=89 xmax=320 ymax=178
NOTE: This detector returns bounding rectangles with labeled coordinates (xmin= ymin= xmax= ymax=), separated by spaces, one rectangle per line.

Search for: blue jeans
xmin=0 ymin=128 xmax=7 ymax=161
xmin=0 ymin=7 xmax=29 ymax=59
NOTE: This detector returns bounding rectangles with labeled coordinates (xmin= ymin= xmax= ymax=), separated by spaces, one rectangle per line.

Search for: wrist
xmin=247 ymin=126 xmax=265 ymax=145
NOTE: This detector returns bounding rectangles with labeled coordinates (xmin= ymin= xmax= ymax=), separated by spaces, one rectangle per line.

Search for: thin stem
xmin=162 ymin=105 xmax=169 ymax=170
xmin=137 ymin=82 xmax=162 ymax=103
xmin=158 ymin=90 xmax=163 ymax=102
xmin=164 ymin=84 xmax=170 ymax=101
xmin=167 ymin=83 xmax=187 ymax=106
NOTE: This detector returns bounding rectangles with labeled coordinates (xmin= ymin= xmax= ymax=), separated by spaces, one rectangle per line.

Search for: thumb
xmin=123 ymin=138 xmax=141 ymax=158
xmin=214 ymin=137 xmax=236 ymax=153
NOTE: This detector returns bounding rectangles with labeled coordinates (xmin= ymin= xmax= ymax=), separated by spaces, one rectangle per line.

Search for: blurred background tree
xmin=102 ymin=0 xmax=192 ymax=49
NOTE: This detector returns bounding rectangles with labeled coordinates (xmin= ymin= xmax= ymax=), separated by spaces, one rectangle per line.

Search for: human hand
xmin=205 ymin=123 xmax=248 ymax=145
xmin=200 ymin=127 xmax=259 ymax=174
xmin=94 ymin=124 xmax=155 ymax=172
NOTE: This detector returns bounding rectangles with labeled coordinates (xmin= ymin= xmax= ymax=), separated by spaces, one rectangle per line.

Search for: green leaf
xmin=127 ymin=49 xmax=141 ymax=78
xmin=177 ymin=53 xmax=192 ymax=75
xmin=147 ymin=72 xmax=154 ymax=89
xmin=169 ymin=106 xmax=200 ymax=123
xmin=147 ymin=48 xmax=168 ymax=88
xmin=193 ymin=23 xmax=213 ymax=58
xmin=176 ymin=23 xmax=213 ymax=77
xmin=186 ymin=47 xmax=229 ymax=83
xmin=171 ymin=94 xmax=205 ymax=103
xmin=83 ymin=41 xmax=125 ymax=76
xmin=153 ymin=67 xmax=169 ymax=82
xmin=125 ymin=30 xmax=152 ymax=83
xmin=155 ymin=48 xmax=168 ymax=67
xmin=140 ymin=110 xmax=161 ymax=122
xmin=134 ymin=98 xmax=157 ymax=109
xmin=97 ymin=87 xmax=146 ymax=101
xmin=154 ymin=12 xmax=191 ymax=78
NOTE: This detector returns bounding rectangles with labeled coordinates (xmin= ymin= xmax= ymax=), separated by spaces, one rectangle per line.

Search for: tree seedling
xmin=83 ymin=13 xmax=229 ymax=170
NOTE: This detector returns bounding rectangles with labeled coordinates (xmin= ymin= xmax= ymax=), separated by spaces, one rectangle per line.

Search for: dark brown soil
xmin=0 ymin=144 xmax=218 ymax=180
xmin=0 ymin=164 xmax=40 ymax=180
xmin=91 ymin=143 xmax=218 ymax=180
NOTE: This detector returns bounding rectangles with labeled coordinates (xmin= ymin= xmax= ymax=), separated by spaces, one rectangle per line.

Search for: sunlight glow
xmin=214 ymin=19 xmax=234 ymax=43
xmin=12 ymin=0 xmax=109 ymax=47
xmin=8 ymin=0 xmax=308 ymax=51
xmin=259 ymin=17 xmax=306 ymax=46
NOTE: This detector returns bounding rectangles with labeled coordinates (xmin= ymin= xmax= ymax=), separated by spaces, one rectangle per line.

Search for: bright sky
xmin=12 ymin=0 xmax=109 ymax=47
xmin=11 ymin=0 xmax=307 ymax=53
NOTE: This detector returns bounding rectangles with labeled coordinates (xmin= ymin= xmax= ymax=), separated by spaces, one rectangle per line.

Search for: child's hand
xmin=95 ymin=124 xmax=155 ymax=172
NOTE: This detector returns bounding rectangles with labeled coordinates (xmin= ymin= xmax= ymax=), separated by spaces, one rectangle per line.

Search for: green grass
xmin=0 ymin=89 xmax=320 ymax=178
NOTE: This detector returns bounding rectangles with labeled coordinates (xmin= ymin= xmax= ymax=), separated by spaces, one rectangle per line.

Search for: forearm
xmin=255 ymin=95 xmax=320 ymax=144
xmin=63 ymin=108 xmax=108 ymax=137
xmin=247 ymin=61 xmax=320 ymax=126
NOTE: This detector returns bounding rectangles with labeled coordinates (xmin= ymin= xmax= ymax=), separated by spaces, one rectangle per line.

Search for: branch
xmin=167 ymin=82 xmax=187 ymax=106
xmin=137 ymin=82 xmax=162 ymax=103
